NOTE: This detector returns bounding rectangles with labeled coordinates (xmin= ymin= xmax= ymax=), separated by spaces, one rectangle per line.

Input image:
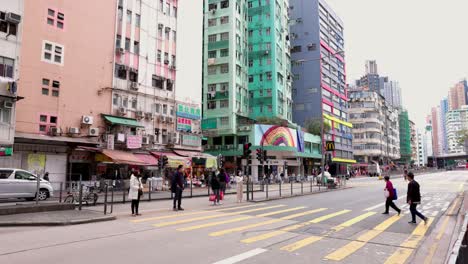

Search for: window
xmin=208 ymin=102 xmax=216 ymax=109
xmin=159 ymin=0 xmax=164 ymax=10
xmin=131 ymin=99 xmax=137 ymax=109
xmin=307 ymin=43 xmax=317 ymax=51
xmin=266 ymin=72 xmax=272 ymax=80
xmin=248 ymin=60 xmax=253 ymax=67
xmin=208 ymin=34 xmax=217 ymax=43
xmin=266 ymin=27 xmax=271 ymax=35
xmin=135 ymin=14 xmax=141 ymax=27
xmin=0 ymin=100 xmax=11 ymax=124
xmin=113 ymin=94 xmax=120 ymax=106
xmin=220 ymin=64 xmax=229 ymax=73
xmin=220 ymin=117 xmax=229 ymax=126
xmin=220 ymin=32 xmax=229 ymax=41
xmin=248 ymin=1 xmax=253 ymax=8
xmin=323 ymin=103 xmax=332 ymax=113
xmin=208 ymin=3 xmax=217 ymax=11
xmin=249 ymin=75 xmax=254 ymax=83
xmin=158 ymin=26 xmax=163 ymax=38
xmin=166 ymin=79 xmax=173 ymax=91
xmin=220 ymin=100 xmax=229 ymax=108
xmin=220 ymin=82 xmax=228 ymax=91
xmin=162 ymin=104 xmax=168 ymax=115
xmin=164 ymin=52 xmax=169 ymax=63
xmin=173 ymin=6 xmax=177 ymax=17
xmin=236 ymin=65 xmax=241 ymax=77
xmin=118 ymin=7 xmax=123 ymax=21
xmin=0 ymin=56 xmax=14 ymax=78
xmin=291 ymin=45 xmax=302 ymax=53
xmin=221 ymin=1 xmax=229 ymax=8
xmin=116 ymin=35 xmax=122 ymax=48
xmin=208 ymin=84 xmax=216 ymax=92
xmin=157 ymin=50 xmax=161 ymax=62
xmin=166 ymin=2 xmax=171 ymax=15
xmin=172 ymin=30 xmax=176 ymax=41
xmin=125 ymin=38 xmax=130 ymax=51
xmin=220 ymin=16 xmax=229 ymax=24
xmin=208 ymin=51 xmax=217 ymax=58
xmin=133 ymin=41 xmax=139 ymax=54
xmin=220 ymin=49 xmax=229 ymax=57
xmin=165 ymin=28 xmax=170 ymax=39
xmin=208 ymin=66 xmax=217 ymax=75
xmin=115 ymin=64 xmax=127 ymax=79
xmin=208 ymin=19 xmax=217 ymax=27
xmin=248 ymin=16 xmax=253 ymax=22
xmin=126 ymin=10 xmax=132 ymax=23
xmin=47 ymin=9 xmax=65 ymax=30
xmin=42 ymin=41 xmax=64 ymax=65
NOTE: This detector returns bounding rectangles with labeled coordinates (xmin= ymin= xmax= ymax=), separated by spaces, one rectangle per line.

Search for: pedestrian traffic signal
xmin=243 ymin=143 xmax=252 ymax=158
xmin=263 ymin=150 xmax=268 ymax=163
xmin=256 ymin=148 xmax=263 ymax=162
xmin=217 ymin=154 xmax=225 ymax=168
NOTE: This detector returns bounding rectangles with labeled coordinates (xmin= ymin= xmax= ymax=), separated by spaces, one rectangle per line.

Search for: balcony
xmin=208 ymin=40 xmax=229 ymax=51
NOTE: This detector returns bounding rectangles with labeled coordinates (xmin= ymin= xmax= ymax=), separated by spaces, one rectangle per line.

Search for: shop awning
xmin=101 ymin=149 xmax=148 ymax=165
xmin=16 ymin=132 xmax=99 ymax=145
xmin=150 ymin=152 xmax=190 ymax=168
xmin=134 ymin=153 xmax=158 ymax=166
xmin=102 ymin=114 xmax=144 ymax=128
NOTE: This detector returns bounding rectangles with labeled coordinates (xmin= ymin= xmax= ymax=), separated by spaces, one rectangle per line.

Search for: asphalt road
xmin=1 ymin=170 xmax=466 ymax=264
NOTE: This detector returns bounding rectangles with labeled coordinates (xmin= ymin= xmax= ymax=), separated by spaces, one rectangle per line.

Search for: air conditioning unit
xmin=208 ymin=58 xmax=216 ymax=65
xmin=68 ymin=127 xmax=80 ymax=134
xmin=117 ymin=107 xmax=127 ymax=116
xmin=145 ymin=112 xmax=154 ymax=120
xmin=136 ymin=111 xmax=144 ymax=119
xmin=162 ymin=130 xmax=168 ymax=136
xmin=167 ymin=117 xmax=173 ymax=123
xmin=130 ymin=82 xmax=139 ymax=90
xmin=159 ymin=116 xmax=165 ymax=123
xmin=211 ymin=9 xmax=216 ymax=14
xmin=3 ymin=101 xmax=13 ymax=109
xmin=158 ymin=23 xmax=163 ymax=29
xmin=6 ymin=13 xmax=21 ymax=24
xmin=116 ymin=47 xmax=125 ymax=54
xmin=264 ymin=50 xmax=269 ymax=55
xmin=49 ymin=126 xmax=61 ymax=136
xmin=164 ymin=59 xmax=170 ymax=65
xmin=88 ymin=127 xmax=99 ymax=137
xmin=142 ymin=136 xmax=150 ymax=145
xmin=172 ymin=133 xmax=179 ymax=144
xmin=82 ymin=115 xmax=94 ymax=125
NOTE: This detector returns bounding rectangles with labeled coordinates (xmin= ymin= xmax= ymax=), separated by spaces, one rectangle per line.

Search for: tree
xmin=255 ymin=116 xmax=285 ymax=126
xmin=305 ymin=118 xmax=331 ymax=136
xmin=457 ymin=129 xmax=468 ymax=146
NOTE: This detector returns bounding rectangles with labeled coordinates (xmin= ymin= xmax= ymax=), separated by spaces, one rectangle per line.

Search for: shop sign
xmin=177 ymin=117 xmax=192 ymax=132
xmin=325 ymin=141 xmax=335 ymax=151
xmin=182 ymin=135 xmax=201 ymax=147
xmin=177 ymin=104 xmax=201 ymax=120
xmin=127 ymin=135 xmax=142 ymax=149
xmin=70 ymin=151 xmax=92 ymax=163
xmin=107 ymin=134 xmax=114 ymax=150
xmin=0 ymin=146 xmax=13 ymax=156
xmin=27 ymin=154 xmax=46 ymax=175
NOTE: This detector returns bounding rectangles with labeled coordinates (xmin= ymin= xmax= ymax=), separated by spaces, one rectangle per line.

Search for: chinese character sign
xmin=177 ymin=117 xmax=192 ymax=132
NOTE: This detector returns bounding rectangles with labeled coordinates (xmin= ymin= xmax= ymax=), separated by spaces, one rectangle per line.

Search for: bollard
xmin=190 ymin=179 xmax=193 ymax=198
xmin=310 ymin=179 xmax=313 ymax=193
xmin=279 ymin=181 xmax=282 ymax=197
xmin=148 ymin=180 xmax=152 ymax=201
xmin=251 ymin=181 xmax=254 ymax=201
xmin=104 ymin=184 xmax=108 ymax=215
xmin=301 ymin=181 xmax=303 ymax=195
xmin=122 ymin=183 xmax=126 ymax=204
xmin=266 ymin=182 xmax=269 ymax=199
xmin=110 ymin=185 xmax=114 ymax=214
xmin=291 ymin=181 xmax=293 ymax=196
xmin=246 ymin=180 xmax=250 ymax=201
xmin=78 ymin=184 xmax=83 ymax=211
xmin=59 ymin=182 xmax=63 ymax=203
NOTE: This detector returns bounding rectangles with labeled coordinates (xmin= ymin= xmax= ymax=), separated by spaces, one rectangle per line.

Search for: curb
xmin=0 ymin=215 xmax=116 ymax=227
xmin=250 ymin=186 xmax=353 ymax=202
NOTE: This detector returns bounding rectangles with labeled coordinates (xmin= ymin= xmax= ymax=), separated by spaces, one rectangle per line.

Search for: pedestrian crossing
xmin=130 ymin=203 xmax=439 ymax=264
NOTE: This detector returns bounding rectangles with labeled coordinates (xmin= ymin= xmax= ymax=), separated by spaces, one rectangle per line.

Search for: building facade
xmin=431 ymin=106 xmax=441 ymax=156
xmin=448 ymin=80 xmax=468 ymax=111
xmin=440 ymin=98 xmax=449 ymax=154
xmin=398 ymin=110 xmax=412 ymax=165
xmin=290 ymin=0 xmax=354 ymax=171
xmin=416 ymin=130 xmax=425 ymax=167
xmin=349 ymin=90 xmax=400 ymax=164
xmin=382 ymin=80 xmax=402 ymax=109
xmin=247 ymin=0 xmax=292 ymax=121
xmin=409 ymin=120 xmax=417 ymax=164
xmin=445 ymin=107 xmax=467 ymax=154
xmin=423 ymin=121 xmax=433 ymax=166
xmin=0 ymin=0 xmax=22 ymax=156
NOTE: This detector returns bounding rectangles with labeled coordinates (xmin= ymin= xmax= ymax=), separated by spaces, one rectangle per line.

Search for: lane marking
xmin=280 ymin=236 xmax=323 ymax=252
xmin=384 ymin=218 xmax=433 ymax=264
xmin=153 ymin=205 xmax=286 ymax=227
xmin=363 ymin=195 xmax=407 ymax=211
xmin=177 ymin=206 xmax=305 ymax=231
xmin=210 ymin=208 xmax=328 ymax=237
xmin=241 ymin=210 xmax=351 ymax=244
xmin=132 ymin=203 xmax=265 ymax=223
xmin=331 ymin=212 xmax=377 ymax=232
xmin=212 ymin=248 xmax=267 ymax=264
xmin=325 ymin=214 xmax=401 ymax=261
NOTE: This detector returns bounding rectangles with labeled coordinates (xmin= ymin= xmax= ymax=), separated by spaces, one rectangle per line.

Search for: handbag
xmin=392 ymin=188 xmax=398 ymax=200
xmin=220 ymin=191 xmax=224 ymax=200
xmin=384 ymin=189 xmax=390 ymax=198
xmin=209 ymin=194 xmax=216 ymax=202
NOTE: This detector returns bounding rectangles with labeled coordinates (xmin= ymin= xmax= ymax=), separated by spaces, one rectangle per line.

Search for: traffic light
xmin=256 ymin=148 xmax=263 ymax=162
xmin=263 ymin=150 xmax=268 ymax=163
xmin=243 ymin=143 xmax=252 ymax=158
xmin=217 ymin=154 xmax=225 ymax=168
xmin=162 ymin=155 xmax=168 ymax=168
xmin=158 ymin=156 xmax=164 ymax=169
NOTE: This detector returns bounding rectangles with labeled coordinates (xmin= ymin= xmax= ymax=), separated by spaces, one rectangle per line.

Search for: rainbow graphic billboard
xmin=254 ymin=125 xmax=298 ymax=149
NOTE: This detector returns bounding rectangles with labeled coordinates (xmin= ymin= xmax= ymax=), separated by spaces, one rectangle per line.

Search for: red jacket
xmin=385 ymin=181 xmax=394 ymax=199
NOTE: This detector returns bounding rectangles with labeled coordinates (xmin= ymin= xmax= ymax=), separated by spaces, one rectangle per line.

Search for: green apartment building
xmin=248 ymin=0 xmax=293 ymax=121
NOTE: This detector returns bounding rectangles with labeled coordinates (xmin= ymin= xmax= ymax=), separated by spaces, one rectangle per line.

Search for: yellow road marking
xmin=424 ymin=244 xmax=438 ymax=264
xmin=281 ymin=236 xmax=323 ymax=252
xmin=132 ymin=203 xmax=265 ymax=223
xmin=177 ymin=216 xmax=253 ymax=231
xmin=256 ymin=206 xmax=306 ymax=217
xmin=177 ymin=206 xmax=303 ymax=231
xmin=384 ymin=218 xmax=434 ymax=264
xmin=153 ymin=205 xmax=285 ymax=227
xmin=279 ymin=212 xmax=377 ymax=252
xmin=325 ymin=214 xmax=401 ymax=261
xmin=209 ymin=219 xmax=283 ymax=237
xmin=280 ymin=208 xmax=328 ymax=220
xmin=241 ymin=210 xmax=350 ymax=244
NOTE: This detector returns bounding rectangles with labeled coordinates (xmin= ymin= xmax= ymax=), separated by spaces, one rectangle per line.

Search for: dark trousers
xmin=385 ymin=198 xmax=400 ymax=213
xmin=220 ymin=182 xmax=226 ymax=193
xmin=131 ymin=196 xmax=140 ymax=215
xmin=409 ymin=203 xmax=426 ymax=222
xmin=173 ymin=188 xmax=183 ymax=209
xmin=213 ymin=189 xmax=220 ymax=203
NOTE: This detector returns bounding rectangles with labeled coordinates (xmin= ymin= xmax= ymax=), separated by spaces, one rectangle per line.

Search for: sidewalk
xmin=0 ymin=209 xmax=116 ymax=226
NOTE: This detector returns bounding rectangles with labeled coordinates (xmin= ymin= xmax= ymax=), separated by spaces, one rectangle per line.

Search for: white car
xmin=0 ymin=169 xmax=54 ymax=201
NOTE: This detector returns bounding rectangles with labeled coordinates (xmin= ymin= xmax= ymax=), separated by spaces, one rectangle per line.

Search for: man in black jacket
xmin=172 ymin=165 xmax=184 ymax=211
xmin=406 ymin=172 xmax=427 ymax=224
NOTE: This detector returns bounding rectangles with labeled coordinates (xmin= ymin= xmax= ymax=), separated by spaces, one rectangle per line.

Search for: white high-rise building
xmin=382 ymin=80 xmax=402 ymax=109
xmin=416 ymin=130 xmax=425 ymax=167
xmin=423 ymin=124 xmax=433 ymax=166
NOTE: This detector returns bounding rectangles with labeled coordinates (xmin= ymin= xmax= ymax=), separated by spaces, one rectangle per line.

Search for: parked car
xmin=0 ymin=169 xmax=54 ymax=201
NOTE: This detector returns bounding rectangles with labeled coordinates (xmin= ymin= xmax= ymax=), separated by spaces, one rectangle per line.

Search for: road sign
xmin=325 ymin=141 xmax=335 ymax=151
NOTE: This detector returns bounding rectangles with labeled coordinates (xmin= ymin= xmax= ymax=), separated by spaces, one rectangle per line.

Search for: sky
xmin=326 ymin=0 xmax=468 ymax=129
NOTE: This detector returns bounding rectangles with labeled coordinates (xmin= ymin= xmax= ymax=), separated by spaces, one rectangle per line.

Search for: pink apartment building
xmin=13 ymin=0 xmax=115 ymax=182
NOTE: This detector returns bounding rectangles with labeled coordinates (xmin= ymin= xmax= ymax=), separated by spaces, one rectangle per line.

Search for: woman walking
xmin=382 ymin=176 xmax=401 ymax=215
xmin=129 ymin=171 xmax=143 ymax=216
xmin=235 ymin=171 xmax=244 ymax=203
xmin=211 ymin=171 xmax=221 ymax=205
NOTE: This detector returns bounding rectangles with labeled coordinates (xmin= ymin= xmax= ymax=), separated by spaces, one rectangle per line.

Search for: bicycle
xmin=64 ymin=186 xmax=99 ymax=206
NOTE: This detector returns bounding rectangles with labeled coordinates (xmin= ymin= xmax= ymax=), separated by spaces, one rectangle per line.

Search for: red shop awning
xmin=134 ymin=153 xmax=158 ymax=166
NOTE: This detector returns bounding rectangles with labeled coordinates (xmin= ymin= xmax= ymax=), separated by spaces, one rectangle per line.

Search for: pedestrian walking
xmin=171 ymin=165 xmax=185 ymax=211
xmin=129 ymin=171 xmax=143 ymax=216
xmin=382 ymin=176 xmax=401 ymax=215
xmin=211 ymin=171 xmax=221 ymax=205
xmin=235 ymin=171 xmax=244 ymax=203
xmin=406 ymin=172 xmax=428 ymax=224
xmin=218 ymin=169 xmax=227 ymax=202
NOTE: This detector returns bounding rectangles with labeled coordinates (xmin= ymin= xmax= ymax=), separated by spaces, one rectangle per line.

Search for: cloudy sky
xmin=327 ymin=0 xmax=468 ymax=128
